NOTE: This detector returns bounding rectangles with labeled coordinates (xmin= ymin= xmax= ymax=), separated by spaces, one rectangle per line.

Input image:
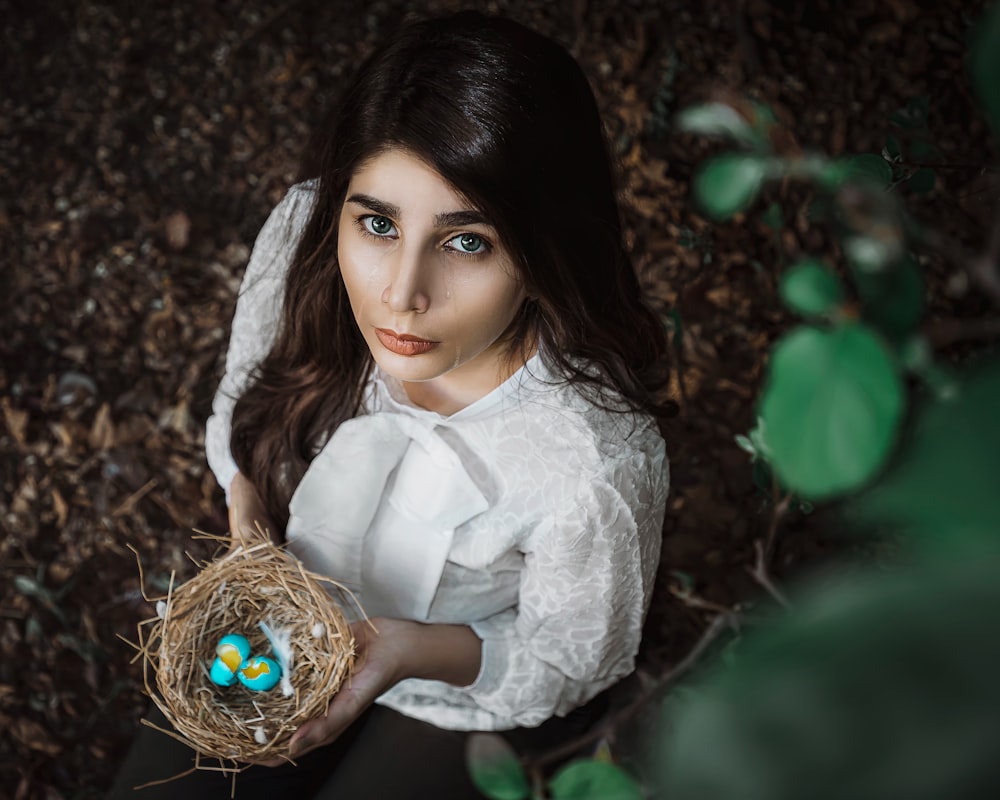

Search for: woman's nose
xmin=382 ymin=247 xmax=431 ymax=313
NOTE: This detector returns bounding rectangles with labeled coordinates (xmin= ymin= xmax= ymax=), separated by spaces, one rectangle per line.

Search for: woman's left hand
xmin=274 ymin=617 xmax=407 ymax=763
xmin=258 ymin=615 xmax=481 ymax=766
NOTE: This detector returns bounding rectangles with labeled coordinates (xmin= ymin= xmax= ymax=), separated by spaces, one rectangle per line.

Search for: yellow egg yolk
xmin=217 ymin=644 xmax=243 ymax=672
xmin=242 ymin=659 xmax=272 ymax=679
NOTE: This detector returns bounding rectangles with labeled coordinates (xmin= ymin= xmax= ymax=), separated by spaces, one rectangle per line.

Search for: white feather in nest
xmin=259 ymin=619 xmax=294 ymax=697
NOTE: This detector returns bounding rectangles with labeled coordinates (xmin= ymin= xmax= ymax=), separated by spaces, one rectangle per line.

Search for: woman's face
xmin=337 ymin=148 xmax=528 ymax=414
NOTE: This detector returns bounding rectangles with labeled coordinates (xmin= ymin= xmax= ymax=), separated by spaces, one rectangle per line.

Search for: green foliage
xmin=971 ymin=1 xmax=1000 ymax=137
xmin=655 ymin=554 xmax=1000 ymax=800
xmin=850 ymin=355 xmax=1000 ymax=549
xmin=649 ymin=7 xmax=1000 ymax=800
xmin=549 ymin=760 xmax=644 ymax=800
xmin=693 ymin=153 xmax=769 ymax=221
xmin=676 ymin=102 xmax=759 ymax=149
xmin=759 ymin=323 xmax=905 ymax=498
xmin=465 ymin=734 xmax=646 ymax=799
xmin=856 ymin=255 xmax=925 ymax=342
xmin=466 ymin=734 xmax=531 ymax=800
xmin=734 ymin=416 xmax=771 ymax=463
xmin=844 ymin=153 xmax=893 ymax=188
xmin=779 ymin=259 xmax=846 ymax=318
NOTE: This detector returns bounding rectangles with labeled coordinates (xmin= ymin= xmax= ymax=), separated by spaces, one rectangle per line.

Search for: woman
xmin=112 ymin=10 xmax=670 ymax=798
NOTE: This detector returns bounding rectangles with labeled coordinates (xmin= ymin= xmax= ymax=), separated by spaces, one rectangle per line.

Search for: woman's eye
xmin=363 ymin=215 xmax=396 ymax=236
xmin=446 ymin=232 xmax=488 ymax=255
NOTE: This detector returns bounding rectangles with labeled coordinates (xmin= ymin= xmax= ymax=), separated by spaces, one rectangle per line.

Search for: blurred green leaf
xmin=850 ymin=354 xmax=1000 ymax=547
xmin=655 ymin=554 xmax=1000 ymax=800
xmin=694 ymin=153 xmax=768 ymax=221
xmin=550 ymin=760 xmax=643 ymax=800
xmin=761 ymin=201 xmax=784 ymax=231
xmin=14 ymin=573 xmax=67 ymax=625
xmin=857 ymin=255 xmax=925 ymax=342
xmin=882 ymin=134 xmax=903 ymax=161
xmin=779 ymin=259 xmax=846 ymax=317
xmin=760 ymin=323 xmax=905 ymax=498
xmin=843 ymin=235 xmax=902 ymax=273
xmin=675 ymin=103 xmax=758 ymax=148
xmin=971 ymin=1 xmax=1000 ymax=138
xmin=908 ymin=167 xmax=936 ymax=194
xmin=466 ymin=734 xmax=530 ymax=800
xmin=845 ymin=153 xmax=894 ymax=188
xmin=736 ymin=417 xmax=772 ymax=463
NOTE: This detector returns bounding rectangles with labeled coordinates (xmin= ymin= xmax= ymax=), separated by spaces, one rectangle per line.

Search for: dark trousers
xmin=109 ymin=693 xmax=608 ymax=799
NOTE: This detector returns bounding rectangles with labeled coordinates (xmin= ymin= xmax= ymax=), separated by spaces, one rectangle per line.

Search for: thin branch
xmin=527 ymin=612 xmax=739 ymax=770
xmin=668 ymin=584 xmax=734 ymax=616
xmin=745 ymin=481 xmax=793 ymax=608
xmin=749 ymin=539 xmax=791 ymax=609
xmin=897 ymin=160 xmax=999 ymax=172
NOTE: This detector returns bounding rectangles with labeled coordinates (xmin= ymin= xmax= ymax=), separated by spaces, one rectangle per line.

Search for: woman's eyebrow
xmin=433 ymin=210 xmax=490 ymax=228
xmin=346 ymin=193 xmax=490 ymax=228
xmin=346 ymin=193 xmax=399 ymax=220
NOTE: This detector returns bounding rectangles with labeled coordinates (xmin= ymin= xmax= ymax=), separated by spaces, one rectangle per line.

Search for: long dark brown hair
xmin=230 ymin=11 xmax=672 ymax=530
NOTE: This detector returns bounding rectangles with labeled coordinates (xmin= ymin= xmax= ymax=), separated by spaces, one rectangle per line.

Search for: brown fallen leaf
xmin=50 ymin=488 xmax=69 ymax=528
xmin=11 ymin=717 xmax=61 ymax=756
xmin=2 ymin=399 xmax=28 ymax=448
xmin=88 ymin=403 xmax=115 ymax=451
xmin=164 ymin=210 xmax=191 ymax=251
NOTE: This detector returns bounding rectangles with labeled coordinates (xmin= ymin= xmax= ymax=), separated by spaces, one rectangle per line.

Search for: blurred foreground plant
xmin=656 ymin=2 xmax=1000 ymax=799
xmin=466 ymin=4 xmax=1000 ymax=798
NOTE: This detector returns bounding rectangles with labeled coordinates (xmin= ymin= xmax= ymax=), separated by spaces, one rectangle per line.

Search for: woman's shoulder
xmin=514 ymin=356 xmax=666 ymax=478
xmin=255 ymin=179 xmax=319 ymax=250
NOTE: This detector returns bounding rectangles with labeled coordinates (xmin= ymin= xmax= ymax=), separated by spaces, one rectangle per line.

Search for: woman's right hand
xmin=226 ymin=471 xmax=278 ymax=553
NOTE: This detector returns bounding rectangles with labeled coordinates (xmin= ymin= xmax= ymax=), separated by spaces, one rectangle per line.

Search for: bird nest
xmin=127 ymin=531 xmax=357 ymax=770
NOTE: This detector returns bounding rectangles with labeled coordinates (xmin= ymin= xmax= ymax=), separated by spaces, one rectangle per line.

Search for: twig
xmin=527 ymin=612 xmax=739 ymax=770
xmin=746 ymin=482 xmax=793 ymax=608
xmin=749 ymin=539 xmax=791 ymax=609
xmin=897 ymin=160 xmax=999 ymax=172
xmin=111 ymin=479 xmax=158 ymax=518
xmin=668 ymin=584 xmax=734 ymax=616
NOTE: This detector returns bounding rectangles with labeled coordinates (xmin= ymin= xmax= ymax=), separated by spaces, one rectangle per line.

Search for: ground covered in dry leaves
xmin=2 ymin=0 xmax=996 ymax=796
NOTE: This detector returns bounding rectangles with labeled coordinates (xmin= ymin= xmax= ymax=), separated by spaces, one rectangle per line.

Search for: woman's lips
xmin=374 ymin=328 xmax=439 ymax=356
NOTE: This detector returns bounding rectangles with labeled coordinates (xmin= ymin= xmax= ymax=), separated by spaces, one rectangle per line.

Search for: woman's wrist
xmin=376 ymin=617 xmax=483 ymax=688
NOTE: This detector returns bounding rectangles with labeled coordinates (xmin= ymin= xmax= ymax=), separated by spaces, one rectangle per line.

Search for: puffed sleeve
xmin=204 ymin=182 xmax=317 ymax=504
xmin=463 ymin=438 xmax=668 ymax=727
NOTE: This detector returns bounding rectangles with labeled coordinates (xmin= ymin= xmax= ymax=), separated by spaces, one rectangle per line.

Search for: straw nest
xmin=129 ymin=532 xmax=357 ymax=767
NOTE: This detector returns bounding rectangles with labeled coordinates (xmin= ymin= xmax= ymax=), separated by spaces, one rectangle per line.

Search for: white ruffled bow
xmin=285 ymin=412 xmax=489 ymax=620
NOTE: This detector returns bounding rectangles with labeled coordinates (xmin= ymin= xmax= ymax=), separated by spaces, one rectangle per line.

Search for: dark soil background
xmin=2 ymin=0 xmax=997 ymax=796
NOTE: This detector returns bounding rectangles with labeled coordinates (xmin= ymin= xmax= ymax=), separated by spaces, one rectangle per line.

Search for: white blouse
xmin=205 ymin=183 xmax=669 ymax=731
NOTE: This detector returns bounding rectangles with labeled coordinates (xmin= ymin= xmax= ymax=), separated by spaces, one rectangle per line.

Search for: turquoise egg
xmin=237 ymin=656 xmax=282 ymax=691
xmin=209 ymin=657 xmax=238 ymax=687
xmin=216 ymin=634 xmax=251 ymax=671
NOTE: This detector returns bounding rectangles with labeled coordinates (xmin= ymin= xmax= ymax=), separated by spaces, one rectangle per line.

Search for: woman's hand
xmin=280 ymin=617 xmax=407 ymax=762
xmin=263 ymin=617 xmax=483 ymax=764
xmin=226 ymin=471 xmax=278 ymax=552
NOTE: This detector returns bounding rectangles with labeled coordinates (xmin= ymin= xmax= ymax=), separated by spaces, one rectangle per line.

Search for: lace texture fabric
xmin=205 ymin=184 xmax=670 ymax=731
